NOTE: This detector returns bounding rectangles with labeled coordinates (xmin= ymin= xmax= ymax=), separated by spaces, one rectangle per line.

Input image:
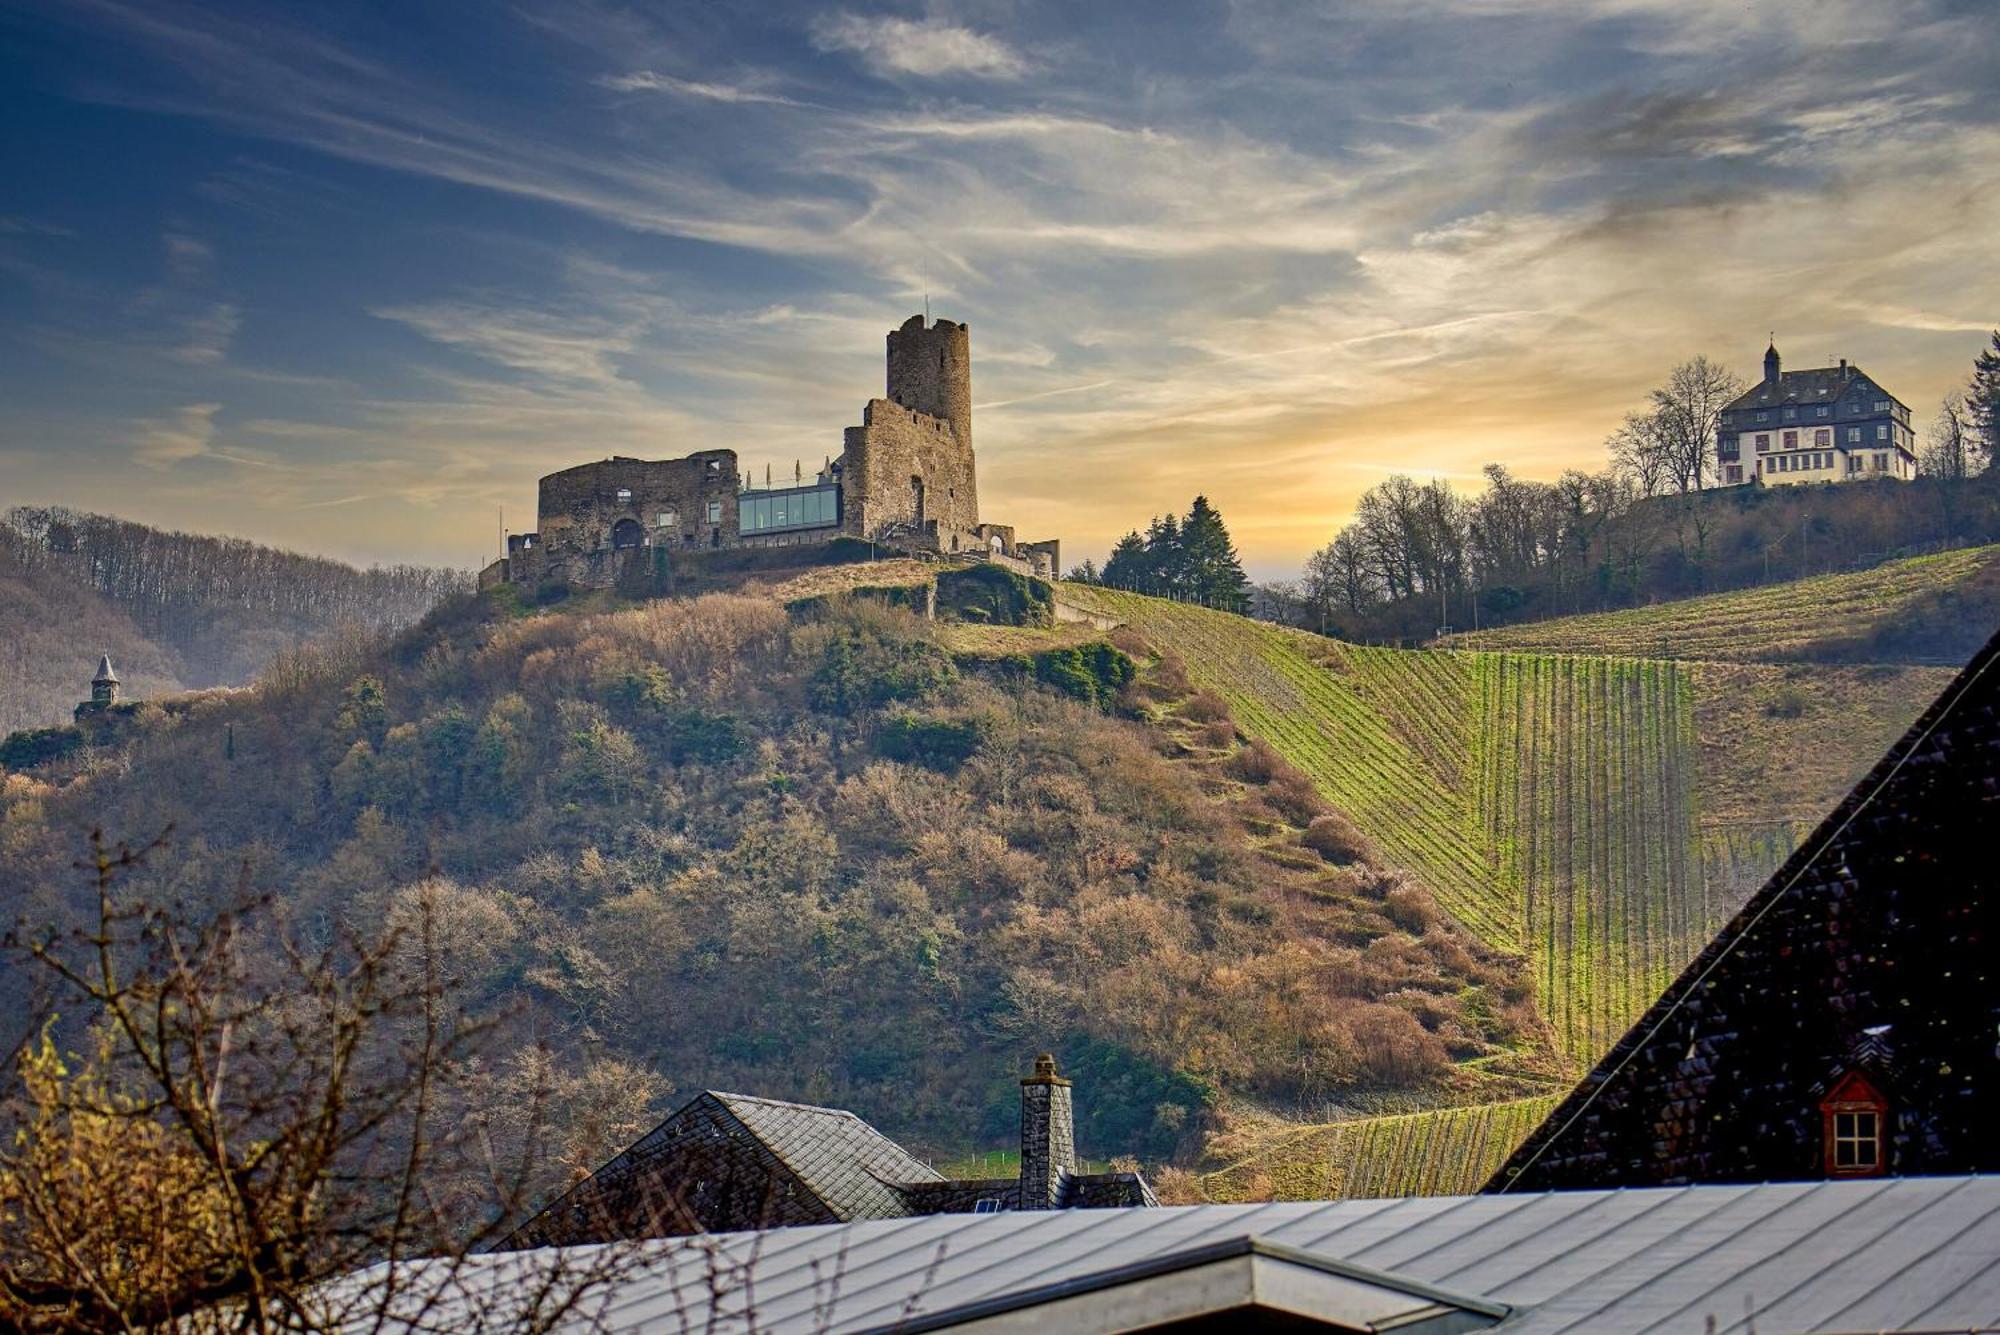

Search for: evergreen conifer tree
xmin=1101 ymin=531 xmax=1151 ymax=592
xmin=1179 ymin=495 xmax=1250 ymax=611
xmin=1968 ymin=330 xmax=2000 ymax=464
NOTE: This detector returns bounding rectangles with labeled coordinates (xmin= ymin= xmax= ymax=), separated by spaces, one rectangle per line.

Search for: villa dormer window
xmin=1820 ymin=1071 xmax=1888 ymax=1178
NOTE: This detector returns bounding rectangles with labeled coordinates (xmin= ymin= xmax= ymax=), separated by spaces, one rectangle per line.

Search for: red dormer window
xmin=1820 ymin=1070 xmax=1888 ymax=1178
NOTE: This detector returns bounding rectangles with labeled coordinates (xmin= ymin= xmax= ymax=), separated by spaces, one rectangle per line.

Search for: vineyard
xmin=1047 ymin=578 xmax=1968 ymax=1199
xmin=1443 ymin=545 xmax=2000 ymax=663
xmin=1065 ymin=586 xmax=1710 ymax=1065
xmin=1195 ymin=1097 xmax=1562 ymax=1202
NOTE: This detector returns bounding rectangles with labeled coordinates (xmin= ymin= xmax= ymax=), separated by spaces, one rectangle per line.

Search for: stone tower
xmin=1017 ymin=1052 xmax=1077 ymax=1209
xmin=885 ymin=314 xmax=971 ymax=452
xmin=90 ymin=654 xmax=120 ymax=708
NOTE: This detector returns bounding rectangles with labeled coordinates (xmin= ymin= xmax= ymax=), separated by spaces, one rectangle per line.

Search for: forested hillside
xmin=0 ymin=575 xmax=1549 ymax=1198
xmin=0 ymin=508 xmax=465 ymax=732
xmin=1295 ymin=466 xmax=2000 ymax=645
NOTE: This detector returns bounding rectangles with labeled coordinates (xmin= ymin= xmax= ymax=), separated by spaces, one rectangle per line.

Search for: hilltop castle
xmin=481 ymin=314 xmax=1057 ymax=592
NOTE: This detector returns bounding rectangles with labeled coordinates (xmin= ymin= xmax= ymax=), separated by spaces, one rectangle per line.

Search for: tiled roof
xmin=709 ymin=1093 xmax=941 ymax=1222
xmin=368 ymin=1176 xmax=2000 ymax=1333
xmin=1722 ymin=363 xmax=1898 ymax=413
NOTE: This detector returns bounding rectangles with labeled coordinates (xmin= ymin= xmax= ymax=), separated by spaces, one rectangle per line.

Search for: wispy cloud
xmin=132 ymin=402 xmax=223 ymax=467
xmin=173 ymin=303 xmax=239 ymax=364
xmin=809 ymin=13 xmax=1027 ymax=79
xmin=10 ymin=0 xmax=2000 ymax=573
xmin=596 ymin=70 xmax=802 ymax=105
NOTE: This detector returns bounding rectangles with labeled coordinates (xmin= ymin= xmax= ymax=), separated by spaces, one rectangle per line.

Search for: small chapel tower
xmin=91 ymin=654 xmax=121 ymax=708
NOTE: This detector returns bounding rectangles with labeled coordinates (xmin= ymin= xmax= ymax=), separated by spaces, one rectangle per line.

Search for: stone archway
xmin=611 ymin=518 xmax=644 ymax=550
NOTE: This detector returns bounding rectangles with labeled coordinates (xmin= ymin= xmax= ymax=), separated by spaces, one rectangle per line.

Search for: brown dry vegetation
xmin=0 ymin=588 xmax=1545 ymax=1180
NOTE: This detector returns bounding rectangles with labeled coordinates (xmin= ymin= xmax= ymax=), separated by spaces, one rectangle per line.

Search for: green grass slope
xmin=1444 ymin=545 xmax=2000 ymax=664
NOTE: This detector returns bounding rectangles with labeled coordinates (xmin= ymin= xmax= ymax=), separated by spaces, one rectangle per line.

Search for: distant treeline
xmin=1279 ymin=467 xmax=2000 ymax=643
xmin=3 ymin=507 xmax=467 ymax=686
xmin=1272 ymin=336 xmax=2000 ymax=642
xmin=0 ymin=508 xmax=466 ymax=732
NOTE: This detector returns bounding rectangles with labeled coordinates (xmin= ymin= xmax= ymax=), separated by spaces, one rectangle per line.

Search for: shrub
xmin=1383 ymin=883 xmax=1440 ymax=933
xmin=936 ymin=564 xmax=1054 ymax=626
xmin=0 ymin=726 xmax=84 ymax=771
xmin=809 ymin=624 xmax=957 ymax=714
xmin=1343 ymin=1003 xmax=1450 ymax=1085
xmin=1265 ymin=771 xmax=1327 ymax=826
xmin=1029 ymin=644 xmax=1136 ymax=707
xmin=1180 ymin=690 xmax=1231 ymax=724
xmin=1226 ymin=738 xmax=1285 ymax=784
xmin=1300 ymin=812 xmax=1371 ymax=865
xmin=878 ymin=712 xmax=988 ymax=771
xmin=1194 ymin=719 xmax=1236 ymax=749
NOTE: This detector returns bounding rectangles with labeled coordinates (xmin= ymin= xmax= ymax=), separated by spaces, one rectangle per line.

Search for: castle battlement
xmin=477 ymin=313 xmax=1058 ymax=594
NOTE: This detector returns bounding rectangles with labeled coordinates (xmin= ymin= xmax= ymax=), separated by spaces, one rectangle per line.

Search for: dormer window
xmin=1820 ymin=1070 xmax=1888 ymax=1178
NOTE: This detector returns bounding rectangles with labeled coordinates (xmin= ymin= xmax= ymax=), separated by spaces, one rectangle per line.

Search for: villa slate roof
xmin=706 ymin=1093 xmax=942 ymax=1222
xmin=1491 ymin=621 xmax=2000 ymax=1190
xmin=1721 ymin=362 xmax=1899 ymax=414
xmin=361 ymin=1176 xmax=2000 ymax=1333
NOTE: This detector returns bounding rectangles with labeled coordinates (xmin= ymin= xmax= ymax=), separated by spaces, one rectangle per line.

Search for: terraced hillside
xmin=1444 ymin=545 xmax=2000 ymax=664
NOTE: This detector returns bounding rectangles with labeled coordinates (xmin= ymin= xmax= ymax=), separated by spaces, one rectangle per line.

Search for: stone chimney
xmin=1017 ymin=1052 xmax=1076 ymax=1210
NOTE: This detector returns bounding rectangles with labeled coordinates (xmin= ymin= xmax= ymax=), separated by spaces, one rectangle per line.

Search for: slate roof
xmin=1492 ymin=623 xmax=2000 ymax=1190
xmin=362 ymin=1176 xmax=2000 ymax=1333
xmin=1721 ymin=362 xmax=1900 ymax=414
xmin=706 ymin=1093 xmax=942 ymax=1222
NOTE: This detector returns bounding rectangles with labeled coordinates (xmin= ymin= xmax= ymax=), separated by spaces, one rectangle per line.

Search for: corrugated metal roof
xmin=367 ymin=1176 xmax=2000 ymax=1332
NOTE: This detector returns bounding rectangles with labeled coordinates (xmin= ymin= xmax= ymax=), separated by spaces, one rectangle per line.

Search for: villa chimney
xmin=1017 ymin=1053 xmax=1076 ymax=1210
xmin=1840 ymin=357 xmax=1849 ymax=380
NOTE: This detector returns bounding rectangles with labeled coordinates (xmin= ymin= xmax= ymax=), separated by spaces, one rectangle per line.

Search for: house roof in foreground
xmin=705 ymin=1092 xmax=943 ymax=1221
xmin=372 ymin=1175 xmax=2000 ymax=1333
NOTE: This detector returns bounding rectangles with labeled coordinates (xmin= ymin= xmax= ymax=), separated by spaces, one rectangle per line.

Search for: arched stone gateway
xmin=611 ymin=518 xmax=644 ymax=550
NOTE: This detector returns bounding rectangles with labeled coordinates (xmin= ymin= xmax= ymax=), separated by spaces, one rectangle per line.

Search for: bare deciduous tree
xmin=0 ymin=831 xmax=645 ymax=1333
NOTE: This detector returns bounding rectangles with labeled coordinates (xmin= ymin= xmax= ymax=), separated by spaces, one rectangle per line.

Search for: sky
xmin=2 ymin=1 xmax=1997 ymax=579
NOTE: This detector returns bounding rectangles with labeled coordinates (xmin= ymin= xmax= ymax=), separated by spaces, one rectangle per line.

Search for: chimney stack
xmin=1017 ymin=1053 xmax=1076 ymax=1210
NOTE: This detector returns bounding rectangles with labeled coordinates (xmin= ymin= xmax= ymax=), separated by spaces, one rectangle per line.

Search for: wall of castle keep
xmin=885 ymin=315 xmax=971 ymax=455
xmin=841 ymin=399 xmax=981 ymax=552
xmin=530 ymin=451 xmax=736 ymax=573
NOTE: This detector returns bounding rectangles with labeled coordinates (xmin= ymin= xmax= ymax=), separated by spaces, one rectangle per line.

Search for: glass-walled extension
xmin=738 ymin=482 xmax=841 ymax=535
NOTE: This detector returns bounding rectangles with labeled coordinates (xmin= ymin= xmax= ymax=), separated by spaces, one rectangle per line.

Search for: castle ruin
xmin=482 ymin=314 xmax=1057 ymax=591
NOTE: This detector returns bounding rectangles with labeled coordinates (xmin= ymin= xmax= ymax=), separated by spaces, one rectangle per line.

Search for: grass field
xmin=1443 ymin=545 xmax=2000 ymax=663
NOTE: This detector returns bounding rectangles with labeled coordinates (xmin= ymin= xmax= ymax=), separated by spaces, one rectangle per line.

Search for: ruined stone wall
xmin=536 ymin=451 xmax=739 ymax=560
xmin=885 ymin=315 xmax=971 ymax=454
xmin=841 ymin=400 xmax=980 ymax=553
